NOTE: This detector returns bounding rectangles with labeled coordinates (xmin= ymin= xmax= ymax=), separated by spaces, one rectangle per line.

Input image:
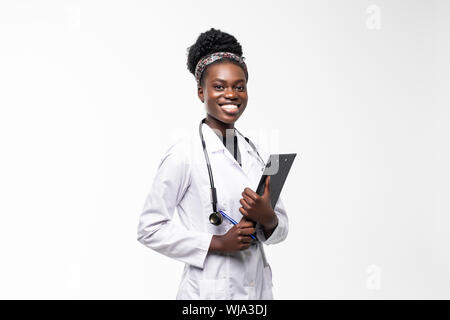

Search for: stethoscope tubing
xmin=199 ymin=118 xmax=265 ymax=231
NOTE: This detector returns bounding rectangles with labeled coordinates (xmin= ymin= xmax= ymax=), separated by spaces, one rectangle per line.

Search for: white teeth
xmin=220 ymin=104 xmax=239 ymax=109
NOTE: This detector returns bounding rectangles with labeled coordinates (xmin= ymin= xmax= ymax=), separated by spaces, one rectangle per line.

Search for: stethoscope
xmin=198 ymin=118 xmax=266 ymax=228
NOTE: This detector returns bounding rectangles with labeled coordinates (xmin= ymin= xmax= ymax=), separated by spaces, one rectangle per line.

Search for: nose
xmin=224 ymin=87 xmax=237 ymax=99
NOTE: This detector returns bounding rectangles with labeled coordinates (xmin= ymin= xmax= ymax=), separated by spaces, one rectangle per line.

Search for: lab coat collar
xmin=201 ymin=122 xmax=260 ymax=176
xmin=201 ymin=122 xmax=228 ymax=153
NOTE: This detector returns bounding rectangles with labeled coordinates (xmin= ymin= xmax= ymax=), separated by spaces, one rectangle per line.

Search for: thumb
xmin=264 ymin=175 xmax=271 ymax=196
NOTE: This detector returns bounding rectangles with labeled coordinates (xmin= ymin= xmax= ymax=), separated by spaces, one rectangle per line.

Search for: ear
xmin=197 ymin=85 xmax=204 ymax=103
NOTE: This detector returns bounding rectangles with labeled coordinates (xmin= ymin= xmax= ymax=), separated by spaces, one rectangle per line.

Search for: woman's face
xmin=198 ymin=61 xmax=248 ymax=126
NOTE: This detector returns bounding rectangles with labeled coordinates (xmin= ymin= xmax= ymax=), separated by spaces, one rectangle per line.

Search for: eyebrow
xmin=211 ymin=78 xmax=246 ymax=84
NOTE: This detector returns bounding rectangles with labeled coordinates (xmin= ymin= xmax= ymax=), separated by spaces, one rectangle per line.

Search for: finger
xmin=240 ymin=210 xmax=255 ymax=226
xmin=239 ymin=207 xmax=249 ymax=218
xmin=237 ymin=216 xmax=251 ymax=228
xmin=239 ymin=235 xmax=253 ymax=244
xmin=241 ymin=220 xmax=255 ymax=228
xmin=239 ymin=198 xmax=251 ymax=211
xmin=238 ymin=216 xmax=253 ymax=226
xmin=264 ymin=175 xmax=271 ymax=195
xmin=243 ymin=187 xmax=259 ymax=201
xmin=238 ymin=211 xmax=253 ymax=226
xmin=239 ymin=227 xmax=256 ymax=235
xmin=241 ymin=193 xmax=255 ymax=207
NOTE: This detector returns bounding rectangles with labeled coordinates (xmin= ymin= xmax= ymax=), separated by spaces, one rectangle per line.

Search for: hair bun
xmin=187 ymin=28 xmax=244 ymax=76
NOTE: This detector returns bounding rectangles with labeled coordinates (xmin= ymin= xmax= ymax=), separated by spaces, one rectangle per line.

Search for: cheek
xmin=240 ymin=94 xmax=248 ymax=107
xmin=205 ymin=95 xmax=219 ymax=112
xmin=206 ymin=89 xmax=220 ymax=100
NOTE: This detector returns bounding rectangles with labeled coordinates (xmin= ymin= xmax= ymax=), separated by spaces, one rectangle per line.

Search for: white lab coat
xmin=137 ymin=121 xmax=289 ymax=299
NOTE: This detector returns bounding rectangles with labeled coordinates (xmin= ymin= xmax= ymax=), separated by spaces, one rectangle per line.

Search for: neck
xmin=205 ymin=115 xmax=235 ymax=138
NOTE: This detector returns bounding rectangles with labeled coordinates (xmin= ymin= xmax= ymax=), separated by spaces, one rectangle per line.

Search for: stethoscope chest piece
xmin=209 ymin=211 xmax=223 ymax=226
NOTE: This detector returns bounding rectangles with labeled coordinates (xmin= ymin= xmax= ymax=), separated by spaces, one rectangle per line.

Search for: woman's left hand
xmin=239 ymin=175 xmax=278 ymax=231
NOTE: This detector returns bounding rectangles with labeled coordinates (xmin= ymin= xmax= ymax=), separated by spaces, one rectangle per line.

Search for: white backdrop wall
xmin=0 ymin=0 xmax=449 ymax=299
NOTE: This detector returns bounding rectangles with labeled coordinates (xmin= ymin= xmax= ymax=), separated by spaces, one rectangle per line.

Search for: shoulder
xmin=160 ymin=138 xmax=189 ymax=167
xmin=159 ymin=125 xmax=198 ymax=168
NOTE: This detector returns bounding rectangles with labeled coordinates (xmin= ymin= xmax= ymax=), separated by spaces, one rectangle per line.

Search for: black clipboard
xmin=256 ymin=153 xmax=297 ymax=209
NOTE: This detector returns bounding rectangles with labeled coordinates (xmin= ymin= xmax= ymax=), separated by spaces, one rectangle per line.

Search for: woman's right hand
xmin=209 ymin=217 xmax=256 ymax=253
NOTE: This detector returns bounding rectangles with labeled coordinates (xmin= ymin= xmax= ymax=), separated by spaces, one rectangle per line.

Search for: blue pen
xmin=218 ymin=210 xmax=256 ymax=240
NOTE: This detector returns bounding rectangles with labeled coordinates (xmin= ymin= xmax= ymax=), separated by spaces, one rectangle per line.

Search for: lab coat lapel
xmin=201 ymin=123 xmax=225 ymax=154
xmin=202 ymin=124 xmax=253 ymax=177
xmin=236 ymin=131 xmax=256 ymax=176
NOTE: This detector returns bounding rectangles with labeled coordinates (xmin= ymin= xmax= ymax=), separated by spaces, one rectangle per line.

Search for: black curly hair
xmin=186 ymin=28 xmax=248 ymax=86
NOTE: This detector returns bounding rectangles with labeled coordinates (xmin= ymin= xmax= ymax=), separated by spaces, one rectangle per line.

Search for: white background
xmin=0 ymin=0 xmax=449 ymax=299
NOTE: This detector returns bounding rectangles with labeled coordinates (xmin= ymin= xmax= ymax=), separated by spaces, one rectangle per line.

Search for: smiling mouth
xmin=219 ymin=103 xmax=241 ymax=110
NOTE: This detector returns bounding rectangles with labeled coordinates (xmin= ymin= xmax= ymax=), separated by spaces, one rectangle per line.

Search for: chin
xmin=221 ymin=115 xmax=241 ymax=124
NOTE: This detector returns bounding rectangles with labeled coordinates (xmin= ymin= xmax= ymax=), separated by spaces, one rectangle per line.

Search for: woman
xmin=137 ymin=28 xmax=288 ymax=300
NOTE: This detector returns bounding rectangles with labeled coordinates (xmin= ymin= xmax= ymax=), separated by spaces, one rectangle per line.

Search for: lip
xmin=221 ymin=108 xmax=239 ymax=115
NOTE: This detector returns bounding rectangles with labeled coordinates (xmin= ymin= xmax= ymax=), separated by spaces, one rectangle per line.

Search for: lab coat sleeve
xmin=251 ymin=143 xmax=289 ymax=245
xmin=137 ymin=141 xmax=213 ymax=269
xmin=255 ymin=195 xmax=289 ymax=245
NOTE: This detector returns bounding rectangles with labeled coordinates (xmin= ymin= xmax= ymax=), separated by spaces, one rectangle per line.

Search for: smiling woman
xmin=202 ymin=63 xmax=247 ymax=115
xmin=137 ymin=28 xmax=289 ymax=300
xmin=187 ymin=29 xmax=249 ymax=139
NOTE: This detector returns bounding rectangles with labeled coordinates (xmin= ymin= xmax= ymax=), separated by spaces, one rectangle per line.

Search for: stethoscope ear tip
xmin=209 ymin=212 xmax=223 ymax=226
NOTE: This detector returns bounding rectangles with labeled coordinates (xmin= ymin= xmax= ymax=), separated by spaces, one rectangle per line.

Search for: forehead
xmin=203 ymin=61 xmax=246 ymax=83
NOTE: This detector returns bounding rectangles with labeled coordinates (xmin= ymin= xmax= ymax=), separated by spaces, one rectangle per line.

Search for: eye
xmin=214 ymin=85 xmax=224 ymax=90
xmin=236 ymin=85 xmax=246 ymax=91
